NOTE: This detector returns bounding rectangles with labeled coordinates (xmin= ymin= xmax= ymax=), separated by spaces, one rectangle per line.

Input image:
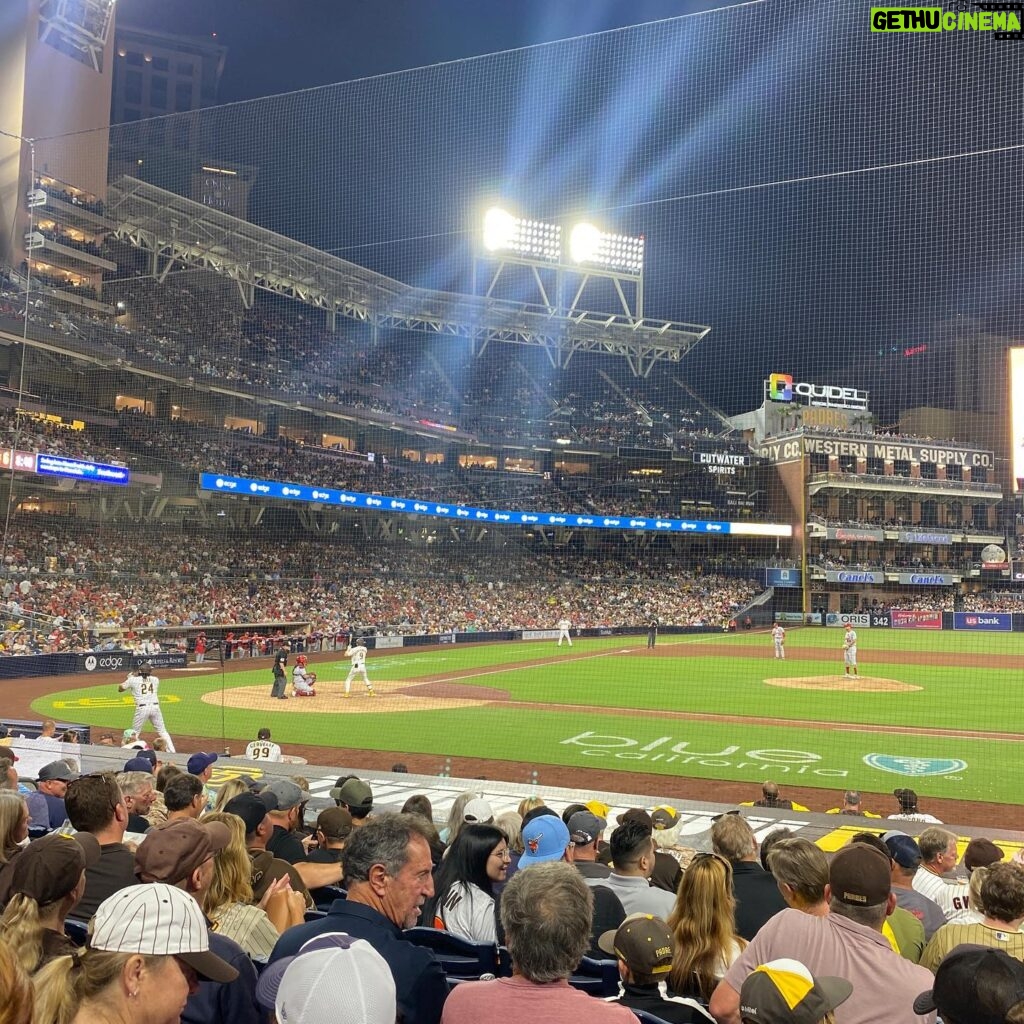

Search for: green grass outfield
xmin=33 ymin=628 xmax=1024 ymax=804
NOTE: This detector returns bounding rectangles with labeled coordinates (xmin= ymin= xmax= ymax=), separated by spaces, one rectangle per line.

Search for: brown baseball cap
xmin=0 ymin=831 xmax=100 ymax=906
xmin=829 ymin=843 xmax=891 ymax=907
xmin=964 ymin=838 xmax=1005 ymax=873
xmin=598 ymin=914 xmax=674 ymax=976
xmin=135 ymin=819 xmax=231 ymax=885
xmin=316 ymin=807 xmax=353 ymax=841
xmin=617 ymin=808 xmax=653 ymax=831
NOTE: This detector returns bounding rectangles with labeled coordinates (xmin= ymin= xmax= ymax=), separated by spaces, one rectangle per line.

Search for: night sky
xmin=110 ymin=1 xmax=1024 ymax=416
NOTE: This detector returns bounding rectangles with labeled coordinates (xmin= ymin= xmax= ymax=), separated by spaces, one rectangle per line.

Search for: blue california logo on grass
xmin=863 ymin=753 xmax=967 ymax=777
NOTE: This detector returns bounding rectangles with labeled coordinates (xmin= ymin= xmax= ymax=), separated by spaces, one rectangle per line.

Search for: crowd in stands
xmin=0 ymin=516 xmax=762 ymax=640
xmin=0 ymin=735 xmax=1014 ymax=1024
xmin=1 ymin=259 xmax=736 ymax=453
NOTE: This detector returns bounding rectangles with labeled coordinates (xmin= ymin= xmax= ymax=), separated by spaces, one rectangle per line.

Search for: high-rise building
xmin=0 ymin=0 xmax=116 ymax=282
xmin=110 ymin=24 xmax=225 ymax=123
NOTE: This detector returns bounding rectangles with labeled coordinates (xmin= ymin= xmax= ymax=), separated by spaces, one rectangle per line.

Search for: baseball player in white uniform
xmin=556 ymin=617 xmax=573 ymax=647
xmin=118 ymin=661 xmax=176 ymax=751
xmin=843 ymin=623 xmax=858 ymax=675
xmin=291 ymin=654 xmax=317 ymax=697
xmin=245 ymin=727 xmax=283 ymax=762
xmin=344 ymin=641 xmax=376 ymax=697
xmin=771 ymin=623 xmax=786 ymax=659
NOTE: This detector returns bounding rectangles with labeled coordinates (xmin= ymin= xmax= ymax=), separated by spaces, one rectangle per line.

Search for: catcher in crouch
xmin=291 ymin=654 xmax=317 ymax=697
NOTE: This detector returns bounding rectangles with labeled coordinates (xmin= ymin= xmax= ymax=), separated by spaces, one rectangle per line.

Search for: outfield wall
xmin=779 ymin=610 xmax=1019 ymax=632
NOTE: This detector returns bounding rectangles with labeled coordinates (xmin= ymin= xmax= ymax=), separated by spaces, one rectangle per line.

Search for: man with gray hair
xmin=912 ymin=826 xmax=970 ymax=922
xmin=441 ymin=860 xmax=636 ymax=1023
xmin=269 ymin=812 xmax=447 ymax=1024
xmin=115 ymin=770 xmax=156 ymax=833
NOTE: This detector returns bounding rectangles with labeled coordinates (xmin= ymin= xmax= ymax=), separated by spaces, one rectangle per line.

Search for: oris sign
xmin=766 ymin=374 xmax=869 ymax=411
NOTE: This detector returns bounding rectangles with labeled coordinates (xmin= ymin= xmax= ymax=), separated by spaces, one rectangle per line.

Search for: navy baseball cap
xmin=186 ymin=752 xmax=218 ymax=776
xmin=123 ymin=757 xmax=154 ymax=774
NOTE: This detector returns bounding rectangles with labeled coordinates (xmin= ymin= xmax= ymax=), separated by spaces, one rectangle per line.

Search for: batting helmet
xmin=139 ymin=661 xmax=152 ymax=675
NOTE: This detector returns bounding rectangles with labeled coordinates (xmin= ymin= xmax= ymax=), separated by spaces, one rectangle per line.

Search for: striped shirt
xmin=921 ymin=920 xmax=1024 ymax=972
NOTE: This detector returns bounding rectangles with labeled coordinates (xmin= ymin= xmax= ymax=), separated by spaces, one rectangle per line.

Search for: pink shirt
xmin=721 ymin=909 xmax=936 ymax=1024
xmin=441 ymin=976 xmax=636 ymax=1024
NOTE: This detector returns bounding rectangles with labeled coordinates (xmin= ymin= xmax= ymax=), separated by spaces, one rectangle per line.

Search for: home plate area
xmin=764 ymin=675 xmax=922 ymax=693
xmin=200 ymin=679 xmax=496 ymax=714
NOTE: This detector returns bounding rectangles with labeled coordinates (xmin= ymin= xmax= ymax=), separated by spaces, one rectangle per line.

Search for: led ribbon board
xmin=200 ymin=472 xmax=791 ymax=537
xmin=35 ymin=454 xmax=130 ymax=485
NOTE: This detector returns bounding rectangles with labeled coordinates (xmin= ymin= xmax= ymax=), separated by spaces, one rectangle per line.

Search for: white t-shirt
xmin=434 ymin=881 xmax=498 ymax=944
xmin=122 ymin=673 xmax=160 ymax=705
xmin=245 ymin=740 xmax=282 ymax=762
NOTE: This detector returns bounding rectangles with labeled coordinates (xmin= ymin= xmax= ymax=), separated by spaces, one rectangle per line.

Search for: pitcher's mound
xmin=200 ymin=680 xmax=496 ymax=715
xmin=764 ymin=675 xmax=922 ymax=693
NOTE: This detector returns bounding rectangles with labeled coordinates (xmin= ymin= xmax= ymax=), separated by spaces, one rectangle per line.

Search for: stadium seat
xmin=632 ymin=1011 xmax=674 ymax=1024
xmin=63 ymin=918 xmax=89 ymax=946
xmin=402 ymin=926 xmax=502 ymax=980
xmin=303 ymin=909 xmax=327 ymax=923
xmin=313 ymin=884 xmax=346 ymax=910
xmin=568 ymin=955 xmax=619 ymax=996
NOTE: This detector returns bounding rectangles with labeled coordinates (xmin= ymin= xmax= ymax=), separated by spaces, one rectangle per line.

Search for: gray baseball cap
xmin=259 ymin=778 xmax=309 ymax=811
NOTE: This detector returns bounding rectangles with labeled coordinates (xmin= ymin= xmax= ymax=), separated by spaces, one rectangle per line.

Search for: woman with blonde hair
xmin=0 ymin=791 xmax=29 ymax=864
xmin=201 ymin=811 xmax=302 ymax=958
xmin=0 ymin=831 xmax=98 ymax=973
xmin=0 ymin=940 xmax=33 ymax=1024
xmin=667 ymin=852 xmax=747 ymax=1002
xmin=767 ymin=838 xmax=829 ymax=916
xmin=211 ymin=778 xmax=249 ymax=815
xmin=440 ymin=790 xmax=480 ymax=846
xmin=32 ymin=884 xmax=237 ymax=1024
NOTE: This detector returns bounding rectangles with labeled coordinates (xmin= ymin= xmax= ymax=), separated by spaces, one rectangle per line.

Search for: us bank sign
xmin=766 ymin=373 xmax=869 ymax=411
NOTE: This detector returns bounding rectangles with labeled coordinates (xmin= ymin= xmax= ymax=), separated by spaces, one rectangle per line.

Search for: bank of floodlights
xmin=569 ymin=222 xmax=645 ymax=275
xmin=481 ymin=207 xmax=644 ymax=276
xmin=482 ymin=207 xmax=561 ymax=262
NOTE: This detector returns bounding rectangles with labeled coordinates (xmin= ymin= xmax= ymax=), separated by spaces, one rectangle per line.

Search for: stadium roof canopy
xmin=106 ymin=176 xmax=710 ymax=377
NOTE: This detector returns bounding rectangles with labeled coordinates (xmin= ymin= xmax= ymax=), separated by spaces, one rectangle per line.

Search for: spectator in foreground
xmin=920 ymin=861 xmax=1024 ymax=971
xmin=0 ymin=830 xmax=100 ymax=972
xmin=883 ymin=833 xmax=946 ymax=942
xmin=739 ymin=958 xmax=852 ymax=1024
xmin=600 ymin=913 xmax=714 ymax=1023
xmin=221 ymin=792 xmax=312 ymax=907
xmin=440 ymin=860 xmax=635 ymax=1023
xmin=270 ymin=813 xmax=448 ymax=1024
xmin=767 ymin=838 xmax=829 ymax=917
xmin=912 ymin=827 xmax=969 ymax=922
xmin=0 ymin=791 xmax=29 ymax=863
xmin=163 ymin=772 xmax=206 ymax=823
xmin=200 ymin=811 xmax=293 ymax=959
xmin=0 ymin=941 xmax=32 ymax=1024
xmin=913 ymin=946 xmax=1024 ymax=1024
xmin=65 ymin=772 xmax=135 ymax=920
xmin=604 ymin=820 xmax=675 ymax=918
xmin=709 ymin=843 xmax=936 ymax=1024
xmin=423 ymin=823 xmax=508 ymax=943
xmin=255 ymin=933 xmax=396 ymax=1024
xmin=32 ymin=884 xmax=238 ymax=1024
xmin=133 ymin=817 xmax=260 ymax=1024
xmin=710 ymin=813 xmax=787 ymax=941
xmin=667 ymin=853 xmax=746 ymax=1002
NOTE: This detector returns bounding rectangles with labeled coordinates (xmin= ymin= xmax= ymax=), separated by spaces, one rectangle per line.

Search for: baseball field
xmin=25 ymin=626 xmax=1023 ymax=808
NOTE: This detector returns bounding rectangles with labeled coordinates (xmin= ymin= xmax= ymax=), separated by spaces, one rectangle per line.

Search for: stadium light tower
xmin=474 ymin=205 xmax=647 ymax=323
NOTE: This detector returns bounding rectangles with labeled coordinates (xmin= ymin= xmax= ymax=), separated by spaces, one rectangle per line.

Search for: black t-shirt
xmin=611 ymin=982 xmax=712 ymax=1023
xmin=267 ymin=825 xmax=306 ymax=864
xmin=127 ymin=812 xmax=151 ymax=834
xmin=77 ymin=843 xmax=138 ymax=920
xmin=306 ymin=847 xmax=345 ymax=907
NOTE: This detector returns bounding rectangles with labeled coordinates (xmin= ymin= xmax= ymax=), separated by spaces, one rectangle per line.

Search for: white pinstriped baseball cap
xmin=91 ymin=883 xmax=238 ymax=982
